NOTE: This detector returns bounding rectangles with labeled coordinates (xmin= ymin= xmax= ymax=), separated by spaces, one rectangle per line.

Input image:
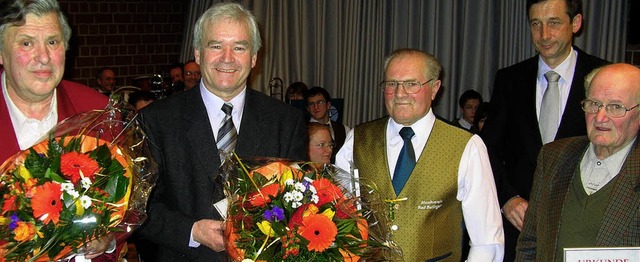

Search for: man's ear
xmin=571 ymin=14 xmax=583 ymax=33
xmin=430 ymin=80 xmax=442 ymax=100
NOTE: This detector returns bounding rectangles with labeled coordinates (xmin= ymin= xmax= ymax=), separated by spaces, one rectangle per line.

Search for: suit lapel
xmin=183 ymin=89 xmax=220 ymax=184
xmin=597 ymin=141 xmax=640 ymax=245
xmin=0 ymin=82 xmax=20 ymax=162
xmin=235 ymin=89 xmax=266 ymax=157
xmin=520 ymin=57 xmax=544 ymax=146
xmin=557 ymin=48 xmax=589 ymax=140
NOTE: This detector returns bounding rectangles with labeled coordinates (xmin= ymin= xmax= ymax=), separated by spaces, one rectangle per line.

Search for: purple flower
xmin=263 ymin=206 xmax=285 ymax=222
xmin=9 ymin=213 xmax=20 ymax=230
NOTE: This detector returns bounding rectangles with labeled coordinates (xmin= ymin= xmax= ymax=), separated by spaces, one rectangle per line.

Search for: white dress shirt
xmin=536 ymin=47 xmax=578 ymax=123
xmin=336 ymin=109 xmax=504 ymax=262
xmin=2 ymin=72 xmax=58 ymax=150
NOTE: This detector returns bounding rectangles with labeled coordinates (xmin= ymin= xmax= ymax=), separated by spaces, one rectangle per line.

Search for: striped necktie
xmin=217 ymin=103 xmax=237 ymax=154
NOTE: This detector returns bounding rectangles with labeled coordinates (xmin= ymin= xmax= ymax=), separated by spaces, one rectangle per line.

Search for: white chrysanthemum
xmin=308 ymin=185 xmax=317 ymax=194
xmin=283 ymin=192 xmax=294 ymax=202
xmin=291 ymin=201 xmax=302 ymax=208
xmin=303 ymin=177 xmax=313 ymax=183
xmin=294 ymin=182 xmax=306 ymax=192
xmin=284 ymin=179 xmax=295 ymax=186
xmin=60 ymin=182 xmax=75 ymax=191
xmin=79 ymin=195 xmax=92 ymax=209
xmin=292 ymin=190 xmax=304 ymax=201
xmin=310 ymin=195 xmax=319 ymax=204
xmin=81 ymin=177 xmax=92 ymax=189
xmin=66 ymin=189 xmax=80 ymax=199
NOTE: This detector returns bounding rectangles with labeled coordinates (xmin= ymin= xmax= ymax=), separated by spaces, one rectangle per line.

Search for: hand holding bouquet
xmin=221 ymin=155 xmax=401 ymax=261
xmin=0 ymin=100 xmax=157 ymax=261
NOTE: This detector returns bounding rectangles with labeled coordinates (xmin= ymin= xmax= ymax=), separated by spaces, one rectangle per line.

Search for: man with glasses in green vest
xmin=336 ymin=48 xmax=504 ymax=261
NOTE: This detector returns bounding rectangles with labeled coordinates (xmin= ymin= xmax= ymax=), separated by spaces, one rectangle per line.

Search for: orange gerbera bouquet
xmin=0 ymin=99 xmax=157 ymax=261
xmin=221 ymin=154 xmax=401 ymax=261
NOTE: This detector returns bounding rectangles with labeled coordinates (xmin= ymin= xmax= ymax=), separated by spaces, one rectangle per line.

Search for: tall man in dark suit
xmin=480 ymin=0 xmax=608 ymax=260
xmin=138 ymin=3 xmax=307 ymax=261
xmin=517 ymin=63 xmax=640 ymax=261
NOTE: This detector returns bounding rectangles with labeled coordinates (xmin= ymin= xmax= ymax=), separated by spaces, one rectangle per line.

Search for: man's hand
xmin=193 ymin=219 xmax=226 ymax=252
xmin=82 ymin=233 xmax=115 ymax=259
xmin=502 ymin=196 xmax=528 ymax=231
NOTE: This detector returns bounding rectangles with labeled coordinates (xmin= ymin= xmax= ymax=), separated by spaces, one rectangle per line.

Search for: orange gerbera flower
xmin=298 ymin=213 xmax=337 ymax=252
xmin=31 ymin=182 xmax=63 ymax=224
xmin=312 ymin=178 xmax=344 ymax=206
xmin=247 ymin=183 xmax=281 ymax=207
xmin=60 ymin=152 xmax=100 ymax=184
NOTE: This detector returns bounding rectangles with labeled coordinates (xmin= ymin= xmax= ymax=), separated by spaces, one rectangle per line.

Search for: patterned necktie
xmin=392 ymin=127 xmax=416 ymax=195
xmin=217 ymin=103 xmax=237 ymax=154
xmin=539 ymin=71 xmax=561 ymax=144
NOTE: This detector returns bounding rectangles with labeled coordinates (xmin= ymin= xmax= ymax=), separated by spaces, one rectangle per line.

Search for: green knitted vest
xmin=354 ymin=117 xmax=471 ymax=262
xmin=555 ymin=169 xmax=615 ymax=261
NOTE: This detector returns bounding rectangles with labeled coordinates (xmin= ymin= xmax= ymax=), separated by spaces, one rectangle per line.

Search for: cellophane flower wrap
xmin=220 ymin=154 xmax=402 ymax=261
xmin=0 ymin=97 xmax=158 ymax=261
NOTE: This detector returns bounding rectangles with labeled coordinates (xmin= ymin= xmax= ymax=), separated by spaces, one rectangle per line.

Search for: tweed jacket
xmin=138 ymin=87 xmax=307 ymax=261
xmin=516 ymin=136 xmax=640 ymax=261
xmin=481 ymin=48 xmax=609 ymax=205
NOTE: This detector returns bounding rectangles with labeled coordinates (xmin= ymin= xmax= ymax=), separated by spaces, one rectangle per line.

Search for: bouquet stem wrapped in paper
xmin=0 ymin=98 xmax=157 ymax=261
xmin=220 ymin=153 xmax=402 ymax=261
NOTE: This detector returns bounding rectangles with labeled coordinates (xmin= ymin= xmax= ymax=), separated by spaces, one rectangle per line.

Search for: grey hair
xmin=584 ymin=66 xmax=604 ymax=96
xmin=192 ymin=2 xmax=262 ymax=56
xmin=383 ymin=48 xmax=442 ymax=82
xmin=0 ymin=0 xmax=72 ymax=52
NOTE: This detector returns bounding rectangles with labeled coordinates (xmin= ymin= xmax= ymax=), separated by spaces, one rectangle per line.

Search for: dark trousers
xmin=503 ymin=217 xmax=519 ymax=262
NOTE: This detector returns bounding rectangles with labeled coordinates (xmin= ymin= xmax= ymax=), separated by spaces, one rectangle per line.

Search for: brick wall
xmin=58 ymin=0 xmax=185 ymax=88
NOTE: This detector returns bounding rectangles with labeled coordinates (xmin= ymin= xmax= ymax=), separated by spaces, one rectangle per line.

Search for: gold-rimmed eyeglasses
xmin=581 ymin=99 xmax=640 ymax=118
xmin=379 ymin=79 xmax=434 ymax=94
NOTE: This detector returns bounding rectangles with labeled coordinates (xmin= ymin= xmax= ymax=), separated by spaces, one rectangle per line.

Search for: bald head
xmin=584 ymin=63 xmax=640 ymax=159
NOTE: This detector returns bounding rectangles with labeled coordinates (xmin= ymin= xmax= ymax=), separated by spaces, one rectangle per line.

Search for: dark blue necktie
xmin=392 ymin=127 xmax=416 ymax=195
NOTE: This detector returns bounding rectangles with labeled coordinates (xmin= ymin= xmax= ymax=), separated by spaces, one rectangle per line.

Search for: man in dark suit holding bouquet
xmin=517 ymin=63 xmax=640 ymax=261
xmin=138 ymin=2 xmax=307 ymax=261
xmin=480 ymin=0 xmax=608 ymax=260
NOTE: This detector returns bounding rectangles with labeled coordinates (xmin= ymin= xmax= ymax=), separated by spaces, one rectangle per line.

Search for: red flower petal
xmin=31 ymin=182 xmax=63 ymax=224
xmin=60 ymin=152 xmax=100 ymax=184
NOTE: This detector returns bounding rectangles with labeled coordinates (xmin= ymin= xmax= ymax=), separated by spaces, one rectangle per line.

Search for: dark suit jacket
xmin=138 ymin=87 xmax=307 ymax=261
xmin=516 ymin=137 xmax=640 ymax=261
xmin=0 ymin=69 xmax=109 ymax=162
xmin=481 ymin=48 xmax=608 ymax=205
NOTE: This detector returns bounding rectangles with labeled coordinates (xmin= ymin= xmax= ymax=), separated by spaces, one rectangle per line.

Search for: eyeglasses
xmin=379 ymin=79 xmax=434 ymax=94
xmin=307 ymin=100 xmax=327 ymax=107
xmin=311 ymin=142 xmax=334 ymax=149
xmin=581 ymin=99 xmax=640 ymax=118
xmin=185 ymin=71 xmax=201 ymax=76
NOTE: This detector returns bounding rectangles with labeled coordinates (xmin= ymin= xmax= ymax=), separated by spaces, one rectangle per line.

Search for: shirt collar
xmin=201 ymin=83 xmax=246 ymax=128
xmin=2 ymin=71 xmax=58 ymax=126
xmin=582 ymin=137 xmax=636 ymax=177
xmin=537 ymin=46 xmax=577 ymax=83
xmin=388 ymin=109 xmax=434 ymax=140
